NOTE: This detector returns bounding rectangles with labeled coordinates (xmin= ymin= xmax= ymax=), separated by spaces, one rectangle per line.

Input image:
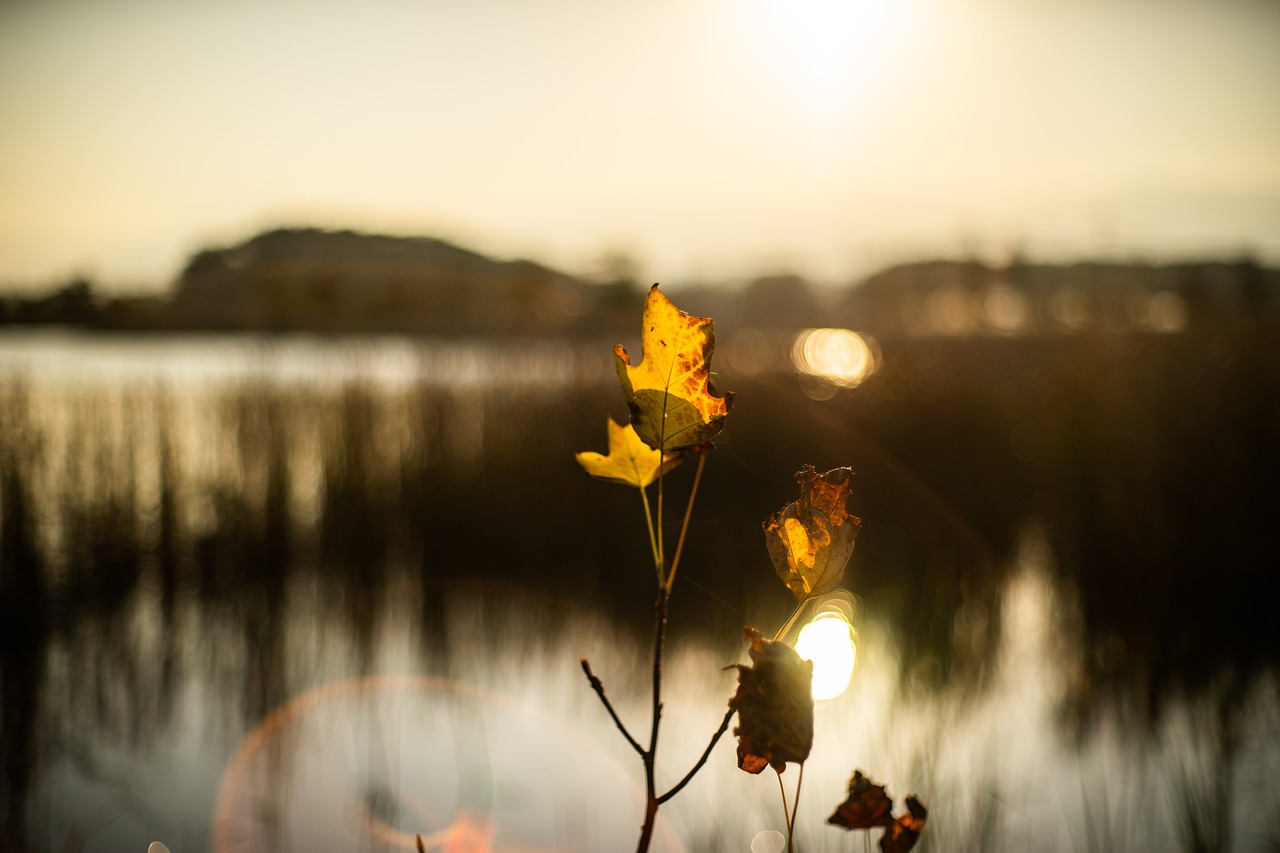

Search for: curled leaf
xmin=827 ymin=770 xmax=893 ymax=829
xmin=574 ymin=418 xmax=682 ymax=487
xmin=828 ymin=770 xmax=928 ymax=853
xmin=728 ymin=626 xmax=813 ymax=774
xmin=614 ymin=285 xmax=733 ymax=453
xmin=881 ymin=795 xmax=928 ymax=853
xmin=764 ymin=465 xmax=861 ymax=602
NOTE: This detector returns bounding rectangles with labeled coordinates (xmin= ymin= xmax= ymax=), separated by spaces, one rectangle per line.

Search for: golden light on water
xmin=790 ymin=327 xmax=878 ymax=390
xmin=794 ymin=612 xmax=857 ymax=701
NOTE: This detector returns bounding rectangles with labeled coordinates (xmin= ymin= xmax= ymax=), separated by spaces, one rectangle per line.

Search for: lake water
xmin=1 ymin=329 xmax=1277 ymax=852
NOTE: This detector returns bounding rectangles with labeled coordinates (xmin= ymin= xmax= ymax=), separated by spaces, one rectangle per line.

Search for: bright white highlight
xmin=791 ymin=328 xmax=877 ymax=388
xmin=739 ymin=0 xmax=916 ymax=114
xmin=794 ymin=613 xmax=857 ymax=700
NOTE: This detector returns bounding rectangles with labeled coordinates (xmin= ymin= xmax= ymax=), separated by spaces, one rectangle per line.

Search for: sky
xmin=2 ymin=0 xmax=1279 ymax=293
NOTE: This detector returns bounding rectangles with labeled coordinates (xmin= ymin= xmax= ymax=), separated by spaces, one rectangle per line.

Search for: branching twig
xmin=580 ymin=658 xmax=644 ymax=756
xmin=657 ymin=705 xmax=736 ymax=805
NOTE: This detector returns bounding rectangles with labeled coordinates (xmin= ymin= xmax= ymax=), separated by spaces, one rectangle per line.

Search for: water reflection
xmin=2 ymin=330 xmax=1277 ymax=851
xmin=212 ymin=674 xmax=651 ymax=852
xmin=20 ymin=550 xmax=1280 ymax=852
xmin=0 ymin=330 xmax=608 ymax=391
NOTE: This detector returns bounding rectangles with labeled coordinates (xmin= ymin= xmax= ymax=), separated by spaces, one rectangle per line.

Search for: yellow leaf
xmin=614 ymin=285 xmax=733 ymax=453
xmin=764 ymin=465 xmax=861 ymax=602
xmin=575 ymin=418 xmax=683 ymax=487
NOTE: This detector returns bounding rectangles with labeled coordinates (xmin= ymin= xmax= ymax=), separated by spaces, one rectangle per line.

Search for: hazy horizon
xmin=3 ymin=0 xmax=1279 ymax=294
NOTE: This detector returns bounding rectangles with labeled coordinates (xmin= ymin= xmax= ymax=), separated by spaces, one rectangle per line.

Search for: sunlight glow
xmin=794 ymin=613 xmax=857 ymax=701
xmin=738 ymin=0 xmax=916 ymax=114
xmin=791 ymin=327 xmax=878 ymax=389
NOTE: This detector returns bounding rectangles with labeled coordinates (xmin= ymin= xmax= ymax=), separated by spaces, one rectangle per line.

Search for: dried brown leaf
xmin=828 ymin=770 xmax=928 ymax=852
xmin=728 ymin=626 xmax=813 ymax=774
xmin=827 ymin=770 xmax=893 ymax=830
xmin=880 ymin=795 xmax=928 ymax=853
xmin=764 ymin=465 xmax=861 ymax=602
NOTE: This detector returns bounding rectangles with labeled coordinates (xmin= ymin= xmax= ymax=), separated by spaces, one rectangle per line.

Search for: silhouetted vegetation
xmin=2 ymin=228 xmax=644 ymax=337
xmin=3 ymin=227 xmax=1278 ymax=337
xmin=2 ymin=324 xmax=1275 ymax=725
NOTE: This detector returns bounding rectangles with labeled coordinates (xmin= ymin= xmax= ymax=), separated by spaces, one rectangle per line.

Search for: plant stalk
xmin=788 ymin=762 xmax=806 ymax=852
xmin=637 ymin=482 xmax=661 ymax=582
xmin=636 ymin=586 xmax=670 ymax=853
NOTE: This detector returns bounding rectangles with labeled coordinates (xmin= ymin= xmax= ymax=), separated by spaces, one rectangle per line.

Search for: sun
xmin=734 ymin=0 xmax=918 ymax=117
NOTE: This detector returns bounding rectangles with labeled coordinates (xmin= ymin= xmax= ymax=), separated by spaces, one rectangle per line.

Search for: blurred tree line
xmin=3 ymin=228 xmax=1277 ymax=337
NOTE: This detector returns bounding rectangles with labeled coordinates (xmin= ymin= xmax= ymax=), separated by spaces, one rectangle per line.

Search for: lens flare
xmin=750 ymin=829 xmax=786 ymax=853
xmin=790 ymin=328 xmax=877 ymax=389
xmin=794 ymin=613 xmax=856 ymax=701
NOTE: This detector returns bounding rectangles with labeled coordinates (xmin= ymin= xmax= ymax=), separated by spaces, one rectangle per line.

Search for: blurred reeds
xmin=1 ymin=322 xmax=1278 ymax=849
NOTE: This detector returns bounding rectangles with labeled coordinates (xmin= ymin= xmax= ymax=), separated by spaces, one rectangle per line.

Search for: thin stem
xmin=773 ymin=597 xmax=811 ymax=643
xmin=664 ymin=450 xmax=707 ymax=596
xmin=775 ymin=769 xmax=791 ymax=848
xmin=657 ymin=705 xmax=736 ymax=805
xmin=788 ymin=762 xmax=806 ymax=851
xmin=637 ymin=483 xmax=661 ymax=582
xmin=636 ymin=588 xmax=670 ymax=853
xmin=637 ymin=399 xmax=671 ymax=853
xmin=647 ymin=589 xmax=669 ymax=761
xmin=580 ymin=658 xmax=644 ymax=756
xmin=654 ymin=380 xmax=671 ymax=585
xmin=655 ymin=460 xmax=666 ymax=582
xmin=773 ymin=763 xmax=805 ymax=853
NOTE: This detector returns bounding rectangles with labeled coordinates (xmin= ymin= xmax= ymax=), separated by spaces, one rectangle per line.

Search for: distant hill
xmin=166 ymin=228 xmax=639 ymax=336
xmin=2 ymin=228 xmax=1277 ymax=336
